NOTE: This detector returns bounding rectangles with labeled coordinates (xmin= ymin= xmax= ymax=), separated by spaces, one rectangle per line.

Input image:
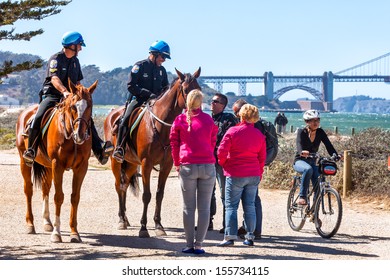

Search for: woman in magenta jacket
xmin=217 ymin=104 xmax=266 ymax=247
xmin=170 ymin=89 xmax=218 ymax=254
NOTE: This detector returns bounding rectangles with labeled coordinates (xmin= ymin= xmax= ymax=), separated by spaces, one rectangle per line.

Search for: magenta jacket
xmin=217 ymin=121 xmax=266 ymax=178
xmin=170 ymin=108 xmax=218 ymax=167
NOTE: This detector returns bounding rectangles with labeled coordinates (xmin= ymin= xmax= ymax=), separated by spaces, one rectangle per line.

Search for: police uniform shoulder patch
xmin=49 ymin=59 xmax=58 ymax=73
xmin=131 ymin=65 xmax=140 ymax=73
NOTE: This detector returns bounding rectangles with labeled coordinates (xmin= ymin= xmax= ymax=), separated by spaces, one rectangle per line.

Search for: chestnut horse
xmin=104 ymin=68 xmax=201 ymax=237
xmin=15 ymin=81 xmax=98 ymax=243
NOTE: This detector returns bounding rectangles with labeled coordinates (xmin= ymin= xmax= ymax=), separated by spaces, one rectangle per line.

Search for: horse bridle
xmin=62 ymin=98 xmax=92 ymax=144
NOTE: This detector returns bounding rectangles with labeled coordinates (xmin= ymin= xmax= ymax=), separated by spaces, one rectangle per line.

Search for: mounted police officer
xmin=112 ymin=40 xmax=170 ymax=163
xmin=22 ymin=31 xmax=113 ymax=167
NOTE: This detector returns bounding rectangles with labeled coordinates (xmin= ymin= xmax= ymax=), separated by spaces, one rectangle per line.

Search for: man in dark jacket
xmin=210 ymin=93 xmax=238 ymax=231
xmin=112 ymin=40 xmax=170 ymax=163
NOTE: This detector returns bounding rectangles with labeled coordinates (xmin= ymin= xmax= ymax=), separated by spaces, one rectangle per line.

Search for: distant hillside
xmin=333 ymin=95 xmax=390 ymax=113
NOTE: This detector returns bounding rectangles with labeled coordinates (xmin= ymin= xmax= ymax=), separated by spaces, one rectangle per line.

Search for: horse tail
xmin=32 ymin=162 xmax=46 ymax=189
xmin=120 ymin=161 xmax=140 ymax=197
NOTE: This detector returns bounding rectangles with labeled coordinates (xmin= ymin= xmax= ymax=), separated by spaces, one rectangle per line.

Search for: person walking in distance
xmin=210 ymin=93 xmax=238 ymax=232
xmin=170 ymin=89 xmax=218 ymax=254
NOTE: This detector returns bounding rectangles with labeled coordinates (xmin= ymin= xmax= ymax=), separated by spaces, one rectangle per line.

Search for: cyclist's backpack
xmin=255 ymin=119 xmax=278 ymax=166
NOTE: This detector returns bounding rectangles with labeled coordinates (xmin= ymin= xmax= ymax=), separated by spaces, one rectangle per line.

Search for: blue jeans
xmin=293 ymin=159 xmax=319 ymax=199
xmin=224 ymin=176 xmax=260 ymax=241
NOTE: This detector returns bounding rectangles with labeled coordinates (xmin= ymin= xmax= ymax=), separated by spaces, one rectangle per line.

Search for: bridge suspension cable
xmin=335 ymin=51 xmax=390 ymax=75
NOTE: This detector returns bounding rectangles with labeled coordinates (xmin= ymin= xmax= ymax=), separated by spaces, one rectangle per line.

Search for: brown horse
xmin=104 ymin=68 xmax=201 ymax=237
xmin=15 ymin=81 xmax=98 ymax=243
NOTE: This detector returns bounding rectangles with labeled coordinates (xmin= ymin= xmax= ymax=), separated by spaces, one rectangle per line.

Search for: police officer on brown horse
xmin=23 ymin=31 xmax=113 ymax=166
xmin=112 ymin=40 xmax=170 ymax=163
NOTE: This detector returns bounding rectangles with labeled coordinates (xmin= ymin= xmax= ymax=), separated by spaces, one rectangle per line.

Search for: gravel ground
xmin=0 ymin=148 xmax=389 ymax=261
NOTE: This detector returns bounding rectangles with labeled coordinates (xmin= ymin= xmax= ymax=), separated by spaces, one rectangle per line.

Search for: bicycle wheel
xmin=287 ymin=177 xmax=306 ymax=231
xmin=314 ymin=187 xmax=342 ymax=238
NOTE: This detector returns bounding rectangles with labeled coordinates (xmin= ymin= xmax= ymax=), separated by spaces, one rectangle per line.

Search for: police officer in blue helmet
xmin=112 ymin=40 xmax=170 ymax=163
xmin=23 ymin=31 xmax=113 ymax=166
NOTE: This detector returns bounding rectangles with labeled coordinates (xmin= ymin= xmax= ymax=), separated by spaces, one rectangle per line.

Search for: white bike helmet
xmin=303 ymin=110 xmax=320 ymax=121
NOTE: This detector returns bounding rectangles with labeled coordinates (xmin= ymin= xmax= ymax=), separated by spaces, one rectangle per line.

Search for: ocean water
xmin=92 ymin=106 xmax=390 ymax=136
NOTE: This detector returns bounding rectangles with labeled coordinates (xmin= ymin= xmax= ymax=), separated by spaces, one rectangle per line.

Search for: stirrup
xmin=112 ymin=147 xmax=124 ymax=163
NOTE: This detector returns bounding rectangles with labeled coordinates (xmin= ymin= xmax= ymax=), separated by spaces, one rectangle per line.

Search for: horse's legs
xmin=41 ymin=169 xmax=53 ymax=232
xmin=153 ymin=162 xmax=172 ymax=236
xmin=139 ymin=162 xmax=152 ymax=238
xmin=113 ymin=161 xmax=135 ymax=230
xmin=68 ymin=163 xmax=89 ymax=243
xmin=20 ymin=160 xmax=35 ymax=234
xmin=51 ymin=167 xmax=65 ymax=243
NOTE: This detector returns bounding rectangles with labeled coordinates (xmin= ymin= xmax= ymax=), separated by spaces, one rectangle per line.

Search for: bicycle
xmin=287 ymin=153 xmax=343 ymax=239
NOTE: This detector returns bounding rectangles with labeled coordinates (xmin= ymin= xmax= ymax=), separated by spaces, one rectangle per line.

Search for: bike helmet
xmin=62 ymin=31 xmax=86 ymax=47
xmin=303 ymin=110 xmax=320 ymax=121
xmin=149 ymin=40 xmax=171 ymax=59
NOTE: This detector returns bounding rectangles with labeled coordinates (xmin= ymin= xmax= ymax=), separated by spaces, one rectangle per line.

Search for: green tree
xmin=0 ymin=0 xmax=70 ymax=81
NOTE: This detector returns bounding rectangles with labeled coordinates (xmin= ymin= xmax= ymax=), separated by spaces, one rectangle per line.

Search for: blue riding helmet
xmin=62 ymin=31 xmax=86 ymax=47
xmin=149 ymin=40 xmax=171 ymax=59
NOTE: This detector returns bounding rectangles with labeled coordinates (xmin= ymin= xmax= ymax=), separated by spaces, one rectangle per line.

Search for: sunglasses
xmin=159 ymin=54 xmax=167 ymax=59
xmin=211 ymin=99 xmax=223 ymax=104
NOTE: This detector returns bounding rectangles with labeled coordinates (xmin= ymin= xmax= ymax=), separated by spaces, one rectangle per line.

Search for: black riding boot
xmin=91 ymin=121 xmax=113 ymax=165
xmin=112 ymin=122 xmax=129 ymax=163
xmin=23 ymin=126 xmax=41 ymax=167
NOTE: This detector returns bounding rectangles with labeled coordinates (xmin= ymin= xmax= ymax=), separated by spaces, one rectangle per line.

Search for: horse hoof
xmin=117 ymin=222 xmax=127 ymax=230
xmin=44 ymin=224 xmax=54 ymax=232
xmin=155 ymin=228 xmax=167 ymax=237
xmin=50 ymin=234 xmax=62 ymax=243
xmin=70 ymin=233 xmax=82 ymax=243
xmin=139 ymin=230 xmax=150 ymax=238
xmin=26 ymin=225 xmax=36 ymax=234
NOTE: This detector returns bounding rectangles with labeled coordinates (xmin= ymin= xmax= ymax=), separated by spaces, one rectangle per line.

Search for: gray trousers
xmin=179 ymin=164 xmax=216 ymax=248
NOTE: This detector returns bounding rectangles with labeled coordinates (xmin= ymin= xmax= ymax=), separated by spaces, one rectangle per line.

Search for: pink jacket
xmin=170 ymin=109 xmax=218 ymax=167
xmin=217 ymin=121 xmax=266 ymax=177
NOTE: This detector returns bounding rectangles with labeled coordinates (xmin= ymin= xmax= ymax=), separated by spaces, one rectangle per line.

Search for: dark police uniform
xmin=27 ymin=50 xmax=104 ymax=160
xmin=114 ymin=58 xmax=168 ymax=157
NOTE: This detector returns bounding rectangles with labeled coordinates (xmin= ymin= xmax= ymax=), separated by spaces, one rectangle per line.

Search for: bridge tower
xmin=322 ymin=71 xmax=334 ymax=111
xmin=264 ymin=71 xmax=274 ymax=100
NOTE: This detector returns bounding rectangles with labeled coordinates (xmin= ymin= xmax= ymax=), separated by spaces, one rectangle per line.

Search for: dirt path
xmin=0 ymin=148 xmax=389 ymax=260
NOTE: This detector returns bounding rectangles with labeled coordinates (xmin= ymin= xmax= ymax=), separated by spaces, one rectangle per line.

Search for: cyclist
xmin=112 ymin=40 xmax=170 ymax=163
xmin=293 ymin=110 xmax=340 ymax=205
xmin=23 ymin=31 xmax=113 ymax=167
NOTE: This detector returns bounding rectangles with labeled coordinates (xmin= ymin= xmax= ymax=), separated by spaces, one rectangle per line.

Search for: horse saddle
xmin=23 ymin=107 xmax=57 ymax=138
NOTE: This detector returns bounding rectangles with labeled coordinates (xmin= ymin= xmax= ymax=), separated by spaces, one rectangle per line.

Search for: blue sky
xmin=2 ymin=0 xmax=390 ymax=100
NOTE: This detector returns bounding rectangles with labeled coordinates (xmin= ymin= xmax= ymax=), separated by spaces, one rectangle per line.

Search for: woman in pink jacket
xmin=217 ymin=104 xmax=266 ymax=247
xmin=170 ymin=89 xmax=218 ymax=254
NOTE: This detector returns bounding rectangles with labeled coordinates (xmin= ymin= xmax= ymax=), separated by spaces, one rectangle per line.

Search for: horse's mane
xmin=155 ymin=74 xmax=192 ymax=101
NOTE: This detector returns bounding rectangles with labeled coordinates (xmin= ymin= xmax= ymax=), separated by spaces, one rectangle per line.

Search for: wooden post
xmin=343 ymin=150 xmax=352 ymax=198
xmin=388 ymin=156 xmax=390 ymax=171
xmin=290 ymin=125 xmax=294 ymax=133
xmin=334 ymin=126 xmax=338 ymax=134
xmin=351 ymin=127 xmax=355 ymax=136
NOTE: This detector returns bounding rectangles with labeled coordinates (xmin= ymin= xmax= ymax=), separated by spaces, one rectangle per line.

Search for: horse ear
xmin=175 ymin=68 xmax=185 ymax=81
xmin=68 ymin=79 xmax=77 ymax=93
xmin=88 ymin=80 xmax=99 ymax=94
xmin=193 ymin=67 xmax=201 ymax=79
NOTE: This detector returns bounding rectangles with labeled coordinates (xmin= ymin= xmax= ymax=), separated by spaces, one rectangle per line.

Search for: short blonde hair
xmin=186 ymin=89 xmax=203 ymax=131
xmin=239 ymin=104 xmax=259 ymax=123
